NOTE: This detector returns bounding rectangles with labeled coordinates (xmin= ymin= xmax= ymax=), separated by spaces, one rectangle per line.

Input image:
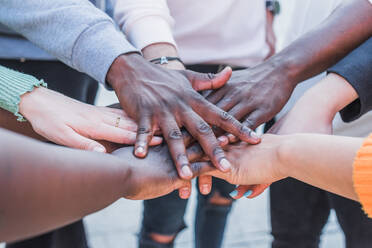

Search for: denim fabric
xmin=195 ymin=178 xmax=234 ymax=248
xmin=140 ymin=178 xmax=235 ymax=248
xmin=3 ymin=59 xmax=97 ymax=248
xmin=6 ymin=221 xmax=88 ymax=248
xmin=270 ymin=178 xmax=372 ymax=248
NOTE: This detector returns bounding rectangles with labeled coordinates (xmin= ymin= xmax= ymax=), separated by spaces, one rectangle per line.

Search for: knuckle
xmin=138 ymin=126 xmax=151 ymax=135
xmin=213 ymin=147 xmax=225 ymax=158
xmin=243 ymin=119 xmax=255 ymax=128
xmin=220 ymin=111 xmax=233 ymax=121
xmin=239 ymin=124 xmax=252 ymax=135
xmin=197 ymin=121 xmax=213 ymax=135
xmin=190 ymin=163 xmax=202 ymax=175
xmin=189 ymin=145 xmax=202 ymax=155
xmin=207 ymin=73 xmax=215 ymax=80
xmin=168 ymin=129 xmax=183 ymax=140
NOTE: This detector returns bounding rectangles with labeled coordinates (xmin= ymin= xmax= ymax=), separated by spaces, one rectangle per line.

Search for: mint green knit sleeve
xmin=0 ymin=65 xmax=47 ymax=122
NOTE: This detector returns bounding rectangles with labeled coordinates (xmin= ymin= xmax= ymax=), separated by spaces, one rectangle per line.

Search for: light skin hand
xmin=193 ymin=133 xmax=363 ymax=201
xmin=18 ymin=87 xmax=162 ymax=153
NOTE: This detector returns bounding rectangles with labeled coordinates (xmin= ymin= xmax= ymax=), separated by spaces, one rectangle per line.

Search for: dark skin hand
xmin=0 ymin=128 xmax=214 ymax=243
xmin=107 ymin=53 xmax=260 ymax=180
xmin=207 ymin=0 xmax=372 ymax=132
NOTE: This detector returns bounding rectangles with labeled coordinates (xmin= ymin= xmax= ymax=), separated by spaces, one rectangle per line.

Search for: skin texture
xmin=207 ymin=0 xmax=372 ymax=131
xmin=18 ymin=87 xmax=162 ymax=152
xmin=236 ymin=73 xmax=358 ymax=197
xmin=201 ymin=133 xmax=363 ymax=202
xmin=0 ymin=128 xmax=212 ymax=243
xmin=189 ymin=73 xmax=359 ymax=198
xmin=106 ymin=53 xmax=260 ymax=180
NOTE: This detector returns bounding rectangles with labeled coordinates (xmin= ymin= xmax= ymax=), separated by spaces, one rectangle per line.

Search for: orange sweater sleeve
xmin=353 ymin=134 xmax=372 ymax=217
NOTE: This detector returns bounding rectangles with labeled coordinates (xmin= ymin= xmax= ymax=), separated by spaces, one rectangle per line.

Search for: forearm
xmin=268 ymin=0 xmax=372 ymax=86
xmin=0 ymin=129 xmax=131 ymax=242
xmin=0 ymin=0 xmax=139 ymax=84
xmin=280 ymin=134 xmax=363 ymax=201
xmin=295 ymin=73 xmax=358 ymax=121
xmin=0 ymin=108 xmax=45 ymax=141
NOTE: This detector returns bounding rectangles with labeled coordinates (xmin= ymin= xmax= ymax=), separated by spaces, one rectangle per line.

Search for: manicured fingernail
xmin=181 ymin=165 xmax=193 ymax=178
xmin=244 ymin=190 xmax=253 ymax=198
xmin=135 ymin=146 xmax=145 ymax=155
xmin=250 ymin=131 xmax=260 ymax=140
xmin=180 ymin=188 xmax=190 ymax=199
xmin=93 ymin=147 xmax=105 ymax=153
xmin=153 ymin=136 xmax=163 ymax=142
xmin=201 ymin=184 xmax=210 ymax=195
xmin=229 ymin=190 xmax=238 ymax=198
xmin=220 ymin=158 xmax=231 ymax=171
xmin=218 ymin=136 xmax=227 ymax=144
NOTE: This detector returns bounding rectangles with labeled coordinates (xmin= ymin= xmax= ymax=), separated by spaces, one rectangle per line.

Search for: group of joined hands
xmin=16 ymin=53 xmax=343 ymax=201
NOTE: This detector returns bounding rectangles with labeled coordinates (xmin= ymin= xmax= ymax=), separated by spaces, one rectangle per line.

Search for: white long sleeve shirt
xmin=113 ymin=0 xmax=269 ymax=67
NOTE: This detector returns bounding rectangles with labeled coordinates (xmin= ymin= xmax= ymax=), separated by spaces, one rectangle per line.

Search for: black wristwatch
xmin=266 ymin=0 xmax=280 ymax=16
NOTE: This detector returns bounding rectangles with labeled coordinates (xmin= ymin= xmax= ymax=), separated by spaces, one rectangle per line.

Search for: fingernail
xmin=153 ymin=136 xmax=163 ymax=142
xmin=201 ymin=184 xmax=210 ymax=195
xmin=180 ymin=188 xmax=190 ymax=199
xmin=244 ymin=190 xmax=253 ymax=198
xmin=220 ymin=158 xmax=231 ymax=171
xmin=250 ymin=131 xmax=260 ymax=140
xmin=93 ymin=146 xmax=105 ymax=153
xmin=135 ymin=146 xmax=145 ymax=155
xmin=181 ymin=165 xmax=193 ymax=178
xmin=229 ymin=190 xmax=238 ymax=198
xmin=217 ymin=136 xmax=226 ymax=143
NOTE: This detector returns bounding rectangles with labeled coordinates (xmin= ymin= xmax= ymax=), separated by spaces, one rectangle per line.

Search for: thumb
xmin=184 ymin=67 xmax=232 ymax=91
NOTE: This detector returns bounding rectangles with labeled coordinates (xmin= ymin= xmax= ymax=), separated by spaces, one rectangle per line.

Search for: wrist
xmin=267 ymin=50 xmax=305 ymax=88
xmin=262 ymin=55 xmax=299 ymax=90
xmin=106 ymin=53 xmax=145 ymax=91
xmin=276 ymin=134 xmax=299 ymax=179
xmin=19 ymin=87 xmax=50 ymax=120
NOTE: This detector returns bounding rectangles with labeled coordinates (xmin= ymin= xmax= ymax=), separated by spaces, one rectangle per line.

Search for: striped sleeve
xmin=353 ymin=134 xmax=372 ymax=217
xmin=0 ymin=65 xmax=47 ymax=122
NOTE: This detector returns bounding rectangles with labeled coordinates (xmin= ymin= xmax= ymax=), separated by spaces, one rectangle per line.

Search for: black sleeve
xmin=328 ymin=37 xmax=372 ymax=122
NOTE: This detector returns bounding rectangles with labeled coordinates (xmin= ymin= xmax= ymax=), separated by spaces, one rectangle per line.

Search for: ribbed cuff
xmin=353 ymin=134 xmax=372 ymax=217
xmin=125 ymin=16 xmax=177 ymax=50
xmin=71 ymin=20 xmax=140 ymax=85
xmin=0 ymin=65 xmax=47 ymax=122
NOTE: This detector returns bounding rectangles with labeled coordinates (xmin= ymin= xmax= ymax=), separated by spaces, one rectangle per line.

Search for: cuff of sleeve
xmin=327 ymin=69 xmax=365 ymax=123
xmin=0 ymin=66 xmax=47 ymax=122
xmin=125 ymin=16 xmax=177 ymax=50
xmin=72 ymin=20 xmax=140 ymax=85
xmin=353 ymin=134 xmax=372 ymax=218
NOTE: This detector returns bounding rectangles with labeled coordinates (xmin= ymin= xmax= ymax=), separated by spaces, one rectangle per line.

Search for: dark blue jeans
xmin=270 ymin=178 xmax=372 ymax=248
xmin=139 ymin=177 xmax=235 ymax=248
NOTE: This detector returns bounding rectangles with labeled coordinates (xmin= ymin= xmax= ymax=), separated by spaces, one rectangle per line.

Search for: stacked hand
xmin=19 ymin=87 xmax=162 ymax=153
xmin=107 ymin=53 xmax=260 ymax=182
